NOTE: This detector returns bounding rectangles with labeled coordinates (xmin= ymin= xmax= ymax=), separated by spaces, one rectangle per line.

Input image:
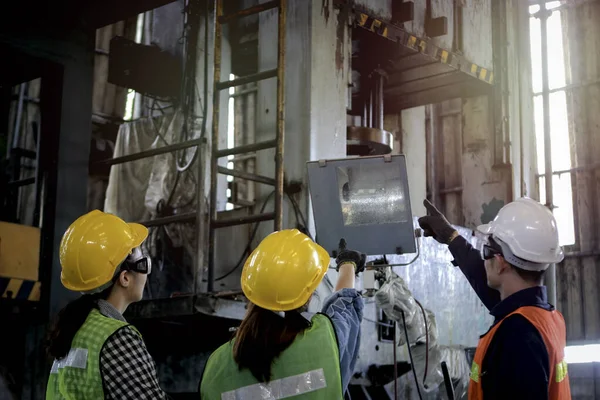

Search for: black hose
xmin=393 ymin=321 xmax=398 ymax=400
xmin=401 ymin=310 xmax=423 ymax=400
xmin=414 ymin=298 xmax=429 ymax=387
xmin=214 ymin=191 xmax=275 ymax=281
xmin=441 ymin=361 xmax=455 ymax=400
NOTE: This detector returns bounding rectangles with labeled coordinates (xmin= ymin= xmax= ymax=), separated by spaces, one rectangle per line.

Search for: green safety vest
xmin=46 ymin=308 xmax=140 ymax=399
xmin=200 ymin=313 xmax=343 ymax=400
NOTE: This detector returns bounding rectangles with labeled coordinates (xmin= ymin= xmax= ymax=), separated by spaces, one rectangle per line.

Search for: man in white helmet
xmin=418 ymin=197 xmax=571 ymax=400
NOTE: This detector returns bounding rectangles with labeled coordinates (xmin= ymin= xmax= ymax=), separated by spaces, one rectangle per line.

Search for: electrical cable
xmin=414 ymin=298 xmax=429 ymax=388
xmin=285 ymin=192 xmax=315 ymax=241
xmin=168 ymin=0 xmax=211 ymax=205
xmin=215 ymin=191 xmax=308 ymax=282
xmin=401 ymin=309 xmax=424 ymax=400
xmin=287 ymin=194 xmax=301 ymax=228
xmin=393 ymin=320 xmax=398 ymax=400
xmin=214 ymin=191 xmax=276 ymax=281
xmin=285 ymin=193 xmax=312 ymax=240
xmin=362 ymin=317 xmax=394 ymax=328
xmin=174 ymin=0 xmax=206 ymax=174
xmin=366 ymin=237 xmax=421 ymax=269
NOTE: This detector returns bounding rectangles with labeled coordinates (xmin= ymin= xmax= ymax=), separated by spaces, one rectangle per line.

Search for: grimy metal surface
xmin=343 ymin=5 xmax=494 ymax=112
xmin=307 ymin=155 xmax=416 ymax=257
xmin=346 ymin=126 xmax=393 ymax=156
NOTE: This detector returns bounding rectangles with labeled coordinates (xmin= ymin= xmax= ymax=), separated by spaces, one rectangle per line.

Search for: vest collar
xmin=489 ymin=286 xmax=553 ymax=324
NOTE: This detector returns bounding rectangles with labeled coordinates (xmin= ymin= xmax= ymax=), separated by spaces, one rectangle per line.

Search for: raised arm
xmin=418 ymin=199 xmax=501 ymax=311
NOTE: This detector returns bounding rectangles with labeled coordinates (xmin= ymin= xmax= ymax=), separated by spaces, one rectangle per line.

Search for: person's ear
xmin=496 ymin=255 xmax=511 ymax=275
xmin=116 ymin=270 xmax=131 ymax=288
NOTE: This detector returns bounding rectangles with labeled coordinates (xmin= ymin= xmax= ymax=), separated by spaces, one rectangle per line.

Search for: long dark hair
xmin=45 ymin=287 xmax=112 ymax=359
xmin=233 ymin=303 xmax=311 ymax=383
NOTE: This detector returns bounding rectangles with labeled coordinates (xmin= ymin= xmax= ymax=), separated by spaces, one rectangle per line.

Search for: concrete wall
xmin=400 ymin=107 xmax=427 ymax=218
xmin=252 ymin=0 xmax=349 ymax=242
xmin=461 ymin=96 xmax=511 ymax=229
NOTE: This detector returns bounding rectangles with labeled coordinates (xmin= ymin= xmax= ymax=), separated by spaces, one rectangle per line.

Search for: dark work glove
xmin=335 ymin=238 xmax=366 ymax=274
xmin=417 ymin=199 xmax=458 ymax=244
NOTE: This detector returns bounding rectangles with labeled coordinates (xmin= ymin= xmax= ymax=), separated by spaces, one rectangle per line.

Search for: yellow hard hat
xmin=241 ymin=229 xmax=331 ymax=312
xmin=59 ymin=210 xmax=149 ymax=292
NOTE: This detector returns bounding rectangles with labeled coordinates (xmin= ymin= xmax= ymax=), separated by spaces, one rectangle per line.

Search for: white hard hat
xmin=477 ymin=198 xmax=564 ymax=270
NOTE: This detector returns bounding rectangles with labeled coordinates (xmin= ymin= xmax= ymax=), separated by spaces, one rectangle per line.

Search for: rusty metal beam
xmin=533 ymin=78 xmax=600 ymax=96
xmin=439 ymin=186 xmax=463 ymax=195
xmin=140 ymin=212 xmax=196 ymax=227
xmin=564 ymin=250 xmax=600 ymax=259
xmin=212 ymin=212 xmax=275 ymax=229
xmin=218 ymin=0 xmax=279 ymax=24
xmin=215 ymin=139 xmax=276 ymax=158
xmin=217 ymin=166 xmax=276 ymax=186
xmin=216 ymin=69 xmax=277 ymax=91
xmin=536 ymin=162 xmax=600 ymax=177
xmin=7 ymin=177 xmax=35 ymax=188
xmin=96 ymin=138 xmax=204 ymax=166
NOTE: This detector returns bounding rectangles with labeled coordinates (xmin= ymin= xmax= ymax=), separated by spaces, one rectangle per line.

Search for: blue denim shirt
xmin=321 ymin=288 xmax=364 ymax=394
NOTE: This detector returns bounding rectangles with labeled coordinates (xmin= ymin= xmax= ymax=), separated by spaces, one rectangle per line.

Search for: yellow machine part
xmin=0 ymin=222 xmax=41 ymax=300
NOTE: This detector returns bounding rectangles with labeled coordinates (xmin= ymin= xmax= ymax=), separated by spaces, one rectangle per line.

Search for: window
xmin=529 ymin=1 xmax=575 ymax=245
xmin=565 ymin=344 xmax=600 ymax=364
xmin=226 ymin=73 xmax=236 ymax=211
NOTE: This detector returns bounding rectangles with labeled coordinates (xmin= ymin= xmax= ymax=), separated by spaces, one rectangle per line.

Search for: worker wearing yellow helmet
xmin=200 ymin=229 xmax=366 ymax=399
xmin=45 ymin=210 xmax=169 ymax=399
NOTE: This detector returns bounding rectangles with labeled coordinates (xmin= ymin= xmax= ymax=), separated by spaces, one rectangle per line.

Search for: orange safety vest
xmin=468 ymin=306 xmax=570 ymax=400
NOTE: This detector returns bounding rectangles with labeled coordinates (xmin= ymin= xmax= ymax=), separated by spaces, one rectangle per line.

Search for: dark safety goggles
xmin=121 ymin=248 xmax=152 ymax=274
xmin=482 ymin=244 xmax=501 ymax=260
xmin=482 ymin=238 xmax=503 ymax=260
xmin=122 ymin=257 xmax=152 ymax=274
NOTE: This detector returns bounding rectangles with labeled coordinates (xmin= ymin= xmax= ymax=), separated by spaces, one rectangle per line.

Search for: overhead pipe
xmin=539 ymin=1 xmax=557 ymax=306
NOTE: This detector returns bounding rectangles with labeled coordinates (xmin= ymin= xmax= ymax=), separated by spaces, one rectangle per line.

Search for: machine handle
xmin=441 ymin=361 xmax=455 ymax=400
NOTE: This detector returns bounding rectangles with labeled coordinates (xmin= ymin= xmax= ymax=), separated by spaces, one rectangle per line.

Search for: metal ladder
xmin=208 ymin=0 xmax=286 ymax=292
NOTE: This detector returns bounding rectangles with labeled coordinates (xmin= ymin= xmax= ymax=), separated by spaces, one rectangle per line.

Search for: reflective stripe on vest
xmin=468 ymin=306 xmax=571 ymax=400
xmin=221 ymin=368 xmax=328 ymax=400
xmin=46 ymin=309 xmax=140 ymax=400
xmin=200 ymin=313 xmax=344 ymax=400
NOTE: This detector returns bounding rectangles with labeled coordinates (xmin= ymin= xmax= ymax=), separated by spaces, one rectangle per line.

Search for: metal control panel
xmin=307 ymin=155 xmax=416 ymax=256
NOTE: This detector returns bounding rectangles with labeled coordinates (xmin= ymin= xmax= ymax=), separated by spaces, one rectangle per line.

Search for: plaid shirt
xmin=97 ymin=300 xmax=169 ymax=399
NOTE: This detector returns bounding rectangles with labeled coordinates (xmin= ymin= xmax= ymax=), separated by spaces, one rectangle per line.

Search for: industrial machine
xmin=307 ymin=154 xmax=473 ymax=399
xmin=1 ymin=0 xmax=498 ymax=398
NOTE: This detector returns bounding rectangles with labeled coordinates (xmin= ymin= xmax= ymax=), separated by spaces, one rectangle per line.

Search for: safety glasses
xmin=482 ymin=240 xmax=503 ymax=261
xmin=121 ymin=247 xmax=152 ymax=274
xmin=122 ymin=256 xmax=152 ymax=274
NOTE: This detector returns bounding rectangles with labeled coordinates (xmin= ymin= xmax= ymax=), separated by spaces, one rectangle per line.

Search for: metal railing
xmin=207 ymin=0 xmax=286 ymax=292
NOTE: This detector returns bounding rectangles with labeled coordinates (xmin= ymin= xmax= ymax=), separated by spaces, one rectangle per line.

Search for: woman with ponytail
xmin=200 ymin=230 xmax=366 ymax=399
xmin=45 ymin=210 xmax=168 ymax=399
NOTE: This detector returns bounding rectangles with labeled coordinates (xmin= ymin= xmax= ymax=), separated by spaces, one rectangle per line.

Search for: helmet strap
xmin=493 ymin=236 xmax=549 ymax=272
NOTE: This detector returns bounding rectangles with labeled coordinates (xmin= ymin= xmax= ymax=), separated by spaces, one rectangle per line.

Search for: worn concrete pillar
xmin=255 ymin=0 xmax=349 ymax=242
